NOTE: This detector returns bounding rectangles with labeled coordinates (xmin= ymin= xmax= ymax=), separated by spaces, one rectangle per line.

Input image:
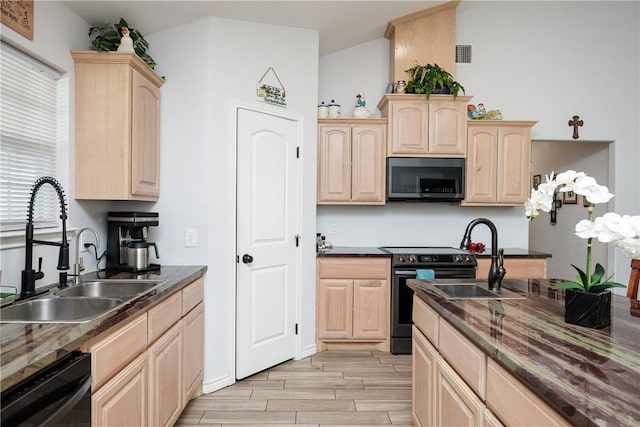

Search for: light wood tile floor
xmin=176 ymin=350 xmax=413 ymax=426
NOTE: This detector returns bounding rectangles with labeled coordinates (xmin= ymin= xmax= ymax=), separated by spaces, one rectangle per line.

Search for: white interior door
xmin=236 ymin=108 xmax=299 ymax=379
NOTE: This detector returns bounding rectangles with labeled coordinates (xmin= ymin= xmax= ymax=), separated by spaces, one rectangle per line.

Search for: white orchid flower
xmin=555 ymin=170 xmax=586 ymax=188
xmin=617 ymin=215 xmax=640 ymax=239
xmin=593 ymin=213 xmax=622 ymax=242
xmin=575 ymin=219 xmax=598 ymax=239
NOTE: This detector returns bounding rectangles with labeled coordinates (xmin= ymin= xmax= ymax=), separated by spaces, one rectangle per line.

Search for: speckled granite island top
xmin=408 ymin=278 xmax=640 ymax=427
xmin=0 ymin=265 xmax=207 ymax=392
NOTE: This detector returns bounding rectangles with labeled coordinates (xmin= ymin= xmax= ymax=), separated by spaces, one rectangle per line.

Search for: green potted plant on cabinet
xmin=89 ymin=18 xmax=157 ymax=70
xmin=405 ymin=62 xmax=465 ymax=100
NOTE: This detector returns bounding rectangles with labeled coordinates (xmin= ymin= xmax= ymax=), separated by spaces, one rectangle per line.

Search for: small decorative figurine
xmin=474 ymin=103 xmax=486 ymax=120
xmin=495 ymin=110 xmax=503 ymax=120
xmin=467 ymin=104 xmax=476 ymax=119
xmin=117 ymin=27 xmax=134 ymax=52
xmin=353 ymin=93 xmax=372 ymax=118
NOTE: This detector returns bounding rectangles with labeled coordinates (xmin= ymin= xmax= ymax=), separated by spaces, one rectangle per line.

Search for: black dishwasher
xmin=1 ymin=351 xmax=91 ymax=427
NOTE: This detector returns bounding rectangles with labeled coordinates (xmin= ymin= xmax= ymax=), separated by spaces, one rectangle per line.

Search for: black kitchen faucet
xmin=20 ymin=176 xmax=70 ymax=299
xmin=460 ymin=218 xmax=506 ymax=291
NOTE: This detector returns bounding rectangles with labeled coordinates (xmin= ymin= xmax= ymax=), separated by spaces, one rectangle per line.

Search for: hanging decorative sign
xmin=256 ymin=67 xmax=286 ymax=107
xmin=1 ymin=0 xmax=34 ymax=41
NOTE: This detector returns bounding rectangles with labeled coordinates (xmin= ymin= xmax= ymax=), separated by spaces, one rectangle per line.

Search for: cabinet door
xmin=131 ymin=69 xmax=161 ymax=198
xmin=353 ymin=279 xmax=388 ymax=339
xmin=183 ymin=302 xmax=204 ymax=405
xmin=466 ymin=126 xmax=498 ymax=203
xmin=317 ymin=125 xmax=352 ymax=203
xmin=74 ymin=61 xmax=130 ymax=200
xmin=389 ymin=101 xmax=429 ymax=155
xmin=436 ymin=356 xmax=485 ymax=427
xmin=351 ymin=125 xmax=385 ymax=203
xmin=92 ymin=353 xmax=148 ymax=427
xmin=413 ymin=327 xmax=438 ymax=427
xmin=428 ymin=99 xmax=466 ymax=155
xmin=317 ymin=279 xmax=353 ymax=339
xmin=148 ymin=322 xmax=183 ymax=427
xmin=497 ymin=126 xmax=531 ymax=203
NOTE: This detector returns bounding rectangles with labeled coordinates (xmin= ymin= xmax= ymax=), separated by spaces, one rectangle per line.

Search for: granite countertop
xmin=0 ymin=265 xmax=207 ymax=392
xmin=316 ymin=246 xmax=390 ymax=257
xmin=407 ymin=278 xmax=640 ymax=426
xmin=317 ymin=246 xmax=551 ymax=259
xmin=472 ymin=248 xmax=552 ymax=258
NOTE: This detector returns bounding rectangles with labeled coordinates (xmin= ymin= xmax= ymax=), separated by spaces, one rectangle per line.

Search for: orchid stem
xmin=586 ymin=205 xmax=594 ymax=291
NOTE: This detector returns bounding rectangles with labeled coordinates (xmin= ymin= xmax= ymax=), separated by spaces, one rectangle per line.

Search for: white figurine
xmin=117 ymin=27 xmax=135 ymax=52
xmin=353 ymin=92 xmax=372 ymax=118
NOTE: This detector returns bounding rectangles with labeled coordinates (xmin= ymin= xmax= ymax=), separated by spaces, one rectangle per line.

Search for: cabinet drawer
xmin=476 ymin=257 xmax=547 ymax=279
xmin=90 ymin=313 xmax=148 ymax=390
xmin=412 ymin=295 xmax=439 ymax=346
xmin=438 ymin=319 xmax=486 ymax=399
xmin=486 ymin=359 xmax=571 ymax=427
xmin=182 ymin=277 xmax=204 ymax=316
xmin=318 ymin=257 xmax=390 ymax=279
xmin=148 ymin=292 xmax=182 ymax=344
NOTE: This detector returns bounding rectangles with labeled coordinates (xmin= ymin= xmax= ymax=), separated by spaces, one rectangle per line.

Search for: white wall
xmin=317 ymin=1 xmax=639 ymax=282
xmin=0 ymin=1 xmax=111 ymax=292
xmin=530 ymin=141 xmax=612 ymax=280
xmin=146 ymin=17 xmax=319 ymax=393
xmin=318 ymin=37 xmax=390 ymax=118
xmin=456 ymin=0 xmax=639 ymax=282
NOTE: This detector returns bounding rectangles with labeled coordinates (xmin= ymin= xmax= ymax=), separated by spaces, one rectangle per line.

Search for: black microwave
xmin=387 ymin=157 xmax=465 ymax=201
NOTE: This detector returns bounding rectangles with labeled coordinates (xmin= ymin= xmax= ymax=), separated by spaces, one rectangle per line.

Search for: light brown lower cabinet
xmin=85 ymin=277 xmax=205 ymax=426
xmin=183 ymin=302 xmax=205 ymax=405
xmin=412 ymin=326 xmax=437 ymax=427
xmin=148 ymin=322 xmax=183 ymax=427
xmin=92 ymin=352 xmax=148 ymax=427
xmin=316 ymin=257 xmax=390 ymax=351
xmin=476 ymin=257 xmax=547 ymax=279
xmin=412 ymin=294 xmax=570 ymax=427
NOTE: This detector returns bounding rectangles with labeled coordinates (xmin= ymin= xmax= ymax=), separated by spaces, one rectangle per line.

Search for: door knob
xmin=242 ymin=254 xmax=254 ymax=264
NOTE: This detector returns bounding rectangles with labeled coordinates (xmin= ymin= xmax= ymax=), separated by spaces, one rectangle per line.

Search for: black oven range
xmin=380 ymin=247 xmax=477 ymax=354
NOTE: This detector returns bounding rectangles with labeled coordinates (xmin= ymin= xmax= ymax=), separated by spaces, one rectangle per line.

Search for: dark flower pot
xmin=564 ymin=288 xmax=611 ymax=329
xmin=431 ymin=87 xmax=452 ymax=95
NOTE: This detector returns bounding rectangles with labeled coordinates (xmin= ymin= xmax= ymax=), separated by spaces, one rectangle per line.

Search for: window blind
xmin=0 ymin=42 xmax=65 ymax=231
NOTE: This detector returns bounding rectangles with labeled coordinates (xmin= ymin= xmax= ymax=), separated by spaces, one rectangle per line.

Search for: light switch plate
xmin=185 ymin=228 xmax=198 ymax=247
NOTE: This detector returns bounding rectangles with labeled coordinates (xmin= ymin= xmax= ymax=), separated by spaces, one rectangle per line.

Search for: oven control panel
xmin=392 ymin=253 xmax=476 ymax=267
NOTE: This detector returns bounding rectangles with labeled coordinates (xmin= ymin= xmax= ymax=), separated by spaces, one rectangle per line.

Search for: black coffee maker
xmin=107 ymin=212 xmax=160 ymax=272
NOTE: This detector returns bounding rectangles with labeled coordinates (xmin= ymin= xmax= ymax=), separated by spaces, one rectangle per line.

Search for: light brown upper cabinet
xmin=464 ymin=121 xmax=537 ymax=205
xmin=317 ymin=118 xmax=386 ymax=205
xmin=377 ymin=94 xmax=472 ymax=157
xmin=72 ymin=51 xmax=164 ymax=201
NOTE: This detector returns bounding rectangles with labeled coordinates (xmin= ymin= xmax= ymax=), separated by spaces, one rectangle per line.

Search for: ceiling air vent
xmin=456 ymin=45 xmax=472 ymax=63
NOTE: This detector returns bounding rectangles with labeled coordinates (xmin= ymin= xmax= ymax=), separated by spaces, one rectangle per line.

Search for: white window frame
xmin=0 ymin=42 xmax=68 ymax=233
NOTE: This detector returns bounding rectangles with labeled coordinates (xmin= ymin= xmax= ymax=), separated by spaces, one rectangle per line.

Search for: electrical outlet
xmin=185 ymin=228 xmax=198 ymax=247
xmin=330 ymin=224 xmax=337 ymax=234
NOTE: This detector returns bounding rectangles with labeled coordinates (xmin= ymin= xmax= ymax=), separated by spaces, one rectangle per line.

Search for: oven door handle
xmin=394 ymin=271 xmax=417 ymax=276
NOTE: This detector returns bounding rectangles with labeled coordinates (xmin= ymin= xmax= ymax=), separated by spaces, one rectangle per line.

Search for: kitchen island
xmin=0 ymin=265 xmax=206 ymax=392
xmin=408 ymin=278 xmax=639 ymax=426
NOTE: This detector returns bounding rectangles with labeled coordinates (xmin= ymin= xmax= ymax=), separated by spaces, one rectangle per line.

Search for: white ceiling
xmin=62 ymin=1 xmax=449 ymax=56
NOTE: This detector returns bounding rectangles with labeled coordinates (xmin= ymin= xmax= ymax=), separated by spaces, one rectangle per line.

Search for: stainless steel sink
xmin=0 ymin=297 xmax=124 ymax=323
xmin=55 ymin=280 xmax=161 ymax=299
xmin=429 ymin=283 xmax=526 ymax=300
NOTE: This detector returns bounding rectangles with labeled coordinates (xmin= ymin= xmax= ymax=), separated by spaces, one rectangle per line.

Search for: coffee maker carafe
xmin=107 ymin=212 xmax=160 ymax=272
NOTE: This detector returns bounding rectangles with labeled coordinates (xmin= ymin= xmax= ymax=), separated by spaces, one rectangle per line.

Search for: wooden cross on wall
xmin=568 ymin=115 xmax=584 ymax=139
